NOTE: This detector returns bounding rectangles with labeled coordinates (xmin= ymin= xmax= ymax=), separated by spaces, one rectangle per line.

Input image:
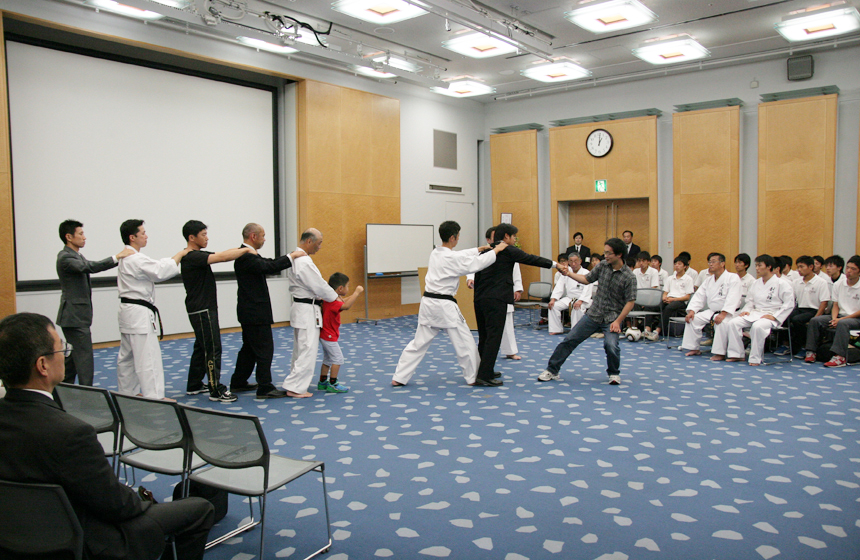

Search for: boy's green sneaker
xmin=317 ymin=381 xmax=330 ymax=391
xmin=325 ymin=381 xmax=349 ymax=393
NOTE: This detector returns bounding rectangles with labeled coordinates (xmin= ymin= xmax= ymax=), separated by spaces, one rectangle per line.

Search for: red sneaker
xmin=804 ymin=351 xmax=816 ymax=363
xmin=824 ymin=355 xmax=847 ymax=368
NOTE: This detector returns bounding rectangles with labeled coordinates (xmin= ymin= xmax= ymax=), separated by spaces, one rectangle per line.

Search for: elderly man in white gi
xmin=548 ymin=252 xmax=593 ymax=335
xmin=281 ymin=228 xmax=339 ymax=398
xmin=712 ymin=254 xmax=795 ymax=366
xmin=392 ymin=221 xmax=507 ymax=387
xmin=117 ymin=219 xmax=187 ymax=399
xmin=680 ymin=253 xmax=743 ymax=356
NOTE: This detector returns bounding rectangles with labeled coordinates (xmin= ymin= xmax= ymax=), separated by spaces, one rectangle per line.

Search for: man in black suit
xmin=564 ymin=231 xmax=591 ymax=266
xmin=230 ymin=223 xmax=304 ymax=399
xmin=473 ymin=223 xmax=561 ymax=386
xmin=622 ymin=230 xmax=641 ymax=262
xmin=0 ymin=312 xmax=214 ymax=560
xmin=56 ymin=219 xmax=133 ymax=385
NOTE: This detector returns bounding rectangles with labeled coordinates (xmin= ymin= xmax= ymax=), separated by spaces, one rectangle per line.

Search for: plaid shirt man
xmin=584 ymin=260 xmax=637 ymax=324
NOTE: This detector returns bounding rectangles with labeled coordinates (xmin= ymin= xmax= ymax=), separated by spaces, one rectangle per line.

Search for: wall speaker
xmin=787 ymin=55 xmax=814 ymax=81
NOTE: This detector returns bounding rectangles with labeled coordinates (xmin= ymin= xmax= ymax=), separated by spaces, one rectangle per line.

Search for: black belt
xmin=294 ymin=297 xmax=322 ymax=306
xmin=423 ymin=291 xmax=457 ymax=303
xmin=120 ymin=297 xmax=164 ymax=340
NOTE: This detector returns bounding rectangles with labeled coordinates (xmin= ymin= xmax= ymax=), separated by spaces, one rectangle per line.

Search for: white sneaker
xmin=643 ymin=331 xmax=659 ymax=341
xmin=538 ymin=369 xmax=560 ymax=382
xmin=608 ymin=375 xmax=621 ymax=385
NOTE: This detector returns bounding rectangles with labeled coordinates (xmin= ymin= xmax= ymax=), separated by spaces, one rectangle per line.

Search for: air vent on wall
xmin=428 ymin=184 xmax=463 ymax=194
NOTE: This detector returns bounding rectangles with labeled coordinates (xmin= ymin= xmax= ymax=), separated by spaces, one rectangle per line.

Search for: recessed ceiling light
xmin=237 ymin=37 xmax=299 ymax=54
xmin=372 ymin=55 xmax=421 ymax=72
xmin=564 ymin=0 xmax=657 ymax=34
xmin=632 ymin=38 xmax=710 ymax=65
xmin=148 ymin=0 xmax=192 ymax=8
xmin=431 ymin=80 xmax=495 ymax=97
xmin=85 ymin=0 xmax=164 ymax=20
xmin=331 ymin=0 xmax=427 ymax=24
xmin=521 ymin=62 xmax=591 ymax=82
xmin=351 ymin=65 xmax=396 ymax=78
xmin=775 ymin=7 xmax=860 ymax=42
xmin=441 ymin=32 xmax=519 ymax=59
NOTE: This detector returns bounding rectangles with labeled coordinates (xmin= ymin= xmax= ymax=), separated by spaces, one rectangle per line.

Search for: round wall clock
xmin=586 ymin=128 xmax=613 ymax=158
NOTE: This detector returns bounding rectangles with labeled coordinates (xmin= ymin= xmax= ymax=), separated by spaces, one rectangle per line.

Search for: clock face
xmin=586 ymin=129 xmax=613 ymax=158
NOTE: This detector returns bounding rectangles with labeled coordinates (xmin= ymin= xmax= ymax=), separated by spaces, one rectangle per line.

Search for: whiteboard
xmin=7 ymin=41 xmax=276 ymax=283
xmin=366 ymin=224 xmax=435 ymax=274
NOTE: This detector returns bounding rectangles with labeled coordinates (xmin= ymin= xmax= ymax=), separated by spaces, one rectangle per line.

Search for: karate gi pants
xmin=499 ymin=308 xmax=517 ymax=356
xmin=680 ymin=310 xmax=730 ymax=352
xmin=62 ymin=326 xmax=95 ymax=386
xmin=281 ymin=326 xmax=320 ymax=394
xmin=393 ymin=322 xmax=479 ymax=385
xmin=721 ymin=314 xmax=779 ymax=364
xmin=549 ymin=298 xmax=588 ymax=334
xmin=117 ymin=331 xmax=165 ymax=399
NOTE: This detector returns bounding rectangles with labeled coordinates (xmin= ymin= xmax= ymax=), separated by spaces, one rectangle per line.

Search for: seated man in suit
xmin=0 ymin=312 xmax=214 ymax=560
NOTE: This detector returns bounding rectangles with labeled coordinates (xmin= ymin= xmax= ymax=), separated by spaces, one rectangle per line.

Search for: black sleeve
xmin=503 ymin=246 xmax=554 ymax=269
xmin=237 ymin=253 xmax=293 ymax=275
xmin=180 ymin=250 xmax=210 ymax=272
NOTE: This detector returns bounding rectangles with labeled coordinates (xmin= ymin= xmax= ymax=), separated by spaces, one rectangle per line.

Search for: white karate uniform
xmin=681 ymin=271 xmax=742 ymax=352
xmin=281 ymin=249 xmax=338 ymax=394
xmin=717 ymin=274 xmax=795 ymax=363
xmin=633 ymin=267 xmax=660 ymax=289
xmin=499 ymin=264 xmax=522 ymax=356
xmin=393 ymin=246 xmax=497 ymax=385
xmin=116 ymin=246 xmax=180 ymax=399
xmin=548 ymin=269 xmax=593 ymax=334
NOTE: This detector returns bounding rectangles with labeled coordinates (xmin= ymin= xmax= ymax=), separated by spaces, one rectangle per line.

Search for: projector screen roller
xmin=6 ymin=41 xmax=278 ymax=284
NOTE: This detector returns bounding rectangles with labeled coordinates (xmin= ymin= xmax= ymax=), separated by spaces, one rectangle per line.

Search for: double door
xmin=565 ymin=198 xmax=650 ymax=255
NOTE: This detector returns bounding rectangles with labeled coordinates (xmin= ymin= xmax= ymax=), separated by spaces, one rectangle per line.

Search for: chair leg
xmin=298 ymin=465 xmax=333 ymax=560
xmin=204 ymin=495 xmax=260 ymax=550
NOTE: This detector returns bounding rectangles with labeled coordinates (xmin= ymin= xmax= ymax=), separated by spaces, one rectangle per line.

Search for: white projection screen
xmin=6 ymin=41 xmax=278 ymax=284
xmin=366 ymin=224 xmax=436 ymax=274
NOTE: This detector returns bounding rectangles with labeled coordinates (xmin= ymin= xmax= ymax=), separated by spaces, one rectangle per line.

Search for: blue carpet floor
xmin=91 ymin=310 xmax=860 ymax=560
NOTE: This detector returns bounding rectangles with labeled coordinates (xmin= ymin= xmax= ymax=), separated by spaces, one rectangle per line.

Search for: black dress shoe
xmin=230 ymin=383 xmax=258 ymax=393
xmin=493 ymin=371 xmax=502 ymax=379
xmin=473 ymin=378 xmax=503 ymax=387
xmin=256 ymin=389 xmax=288 ymax=399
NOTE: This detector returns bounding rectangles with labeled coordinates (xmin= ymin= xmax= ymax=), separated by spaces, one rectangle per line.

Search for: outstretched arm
xmin=340 ymin=286 xmax=365 ymax=311
xmin=207 ymin=247 xmax=254 ymax=264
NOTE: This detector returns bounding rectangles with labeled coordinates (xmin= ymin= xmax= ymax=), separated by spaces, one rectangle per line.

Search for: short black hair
xmin=622 ymin=230 xmax=633 ymax=237
xmin=651 ymin=254 xmax=663 ymax=265
xmin=825 ymin=255 xmax=844 ymax=269
xmin=755 ymin=254 xmax=776 ymax=271
xmin=439 ymin=221 xmax=460 ymax=243
xmin=708 ymin=253 xmax=726 ymax=263
xmin=636 ymin=251 xmax=651 ymax=262
xmin=796 ymin=255 xmax=814 ymax=267
xmin=120 ymin=219 xmax=144 ymax=245
xmin=572 ymin=231 xmax=583 ymax=240
xmin=182 ymin=220 xmax=207 ymax=241
xmin=780 ymin=255 xmax=793 ymax=268
xmin=734 ymin=253 xmax=751 ymax=268
xmin=493 ymin=223 xmax=518 ymax=243
xmin=847 ymin=255 xmax=860 ymax=270
xmin=558 ymin=253 xmax=569 ymax=261
xmin=59 ymin=220 xmax=83 ymax=244
xmin=625 ymin=256 xmax=636 ymax=267
xmin=0 ymin=313 xmax=56 ymax=388
xmin=485 ymin=227 xmax=495 ymax=241
xmin=813 ymin=255 xmax=825 ymax=266
xmin=328 ymin=272 xmax=349 ymax=290
xmin=772 ymin=256 xmax=783 ymax=272
xmin=674 ymin=256 xmax=689 ymax=266
xmin=677 ymin=251 xmax=691 ymax=260
xmin=604 ymin=237 xmax=625 ymax=257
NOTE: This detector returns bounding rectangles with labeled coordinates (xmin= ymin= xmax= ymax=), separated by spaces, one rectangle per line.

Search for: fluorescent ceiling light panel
xmin=372 ymin=55 xmax=421 ymax=72
xmin=351 ymin=65 xmax=396 ymax=78
xmin=431 ymin=80 xmax=495 ymax=97
xmin=441 ymin=32 xmax=519 ymax=58
xmin=86 ymin=0 xmax=164 ymax=20
xmin=331 ymin=0 xmax=427 ymax=24
xmin=521 ymin=62 xmax=591 ymax=82
xmin=564 ymin=0 xmax=657 ymax=33
xmin=775 ymin=7 xmax=860 ymax=42
xmin=237 ymin=37 xmax=298 ymax=54
xmin=632 ymin=38 xmax=710 ymax=65
xmin=148 ymin=0 xmax=192 ymax=8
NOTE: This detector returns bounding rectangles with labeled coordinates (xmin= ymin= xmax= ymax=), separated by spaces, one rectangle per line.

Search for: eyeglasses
xmin=41 ymin=341 xmax=73 ymax=359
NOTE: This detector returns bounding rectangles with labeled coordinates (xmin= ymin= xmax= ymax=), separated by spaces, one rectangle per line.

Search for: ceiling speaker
xmin=787 ymin=55 xmax=814 ymax=81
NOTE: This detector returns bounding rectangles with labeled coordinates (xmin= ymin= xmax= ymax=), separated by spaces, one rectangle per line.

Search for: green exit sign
xmin=595 ymin=180 xmax=607 ymax=193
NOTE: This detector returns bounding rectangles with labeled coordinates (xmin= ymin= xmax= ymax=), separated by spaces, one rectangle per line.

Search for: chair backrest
xmin=635 ymin=288 xmax=663 ymax=307
xmin=179 ymin=405 xmax=269 ymax=472
xmin=112 ymin=393 xmax=188 ymax=452
xmin=528 ymin=282 xmax=552 ymax=299
xmin=55 ymin=383 xmax=118 ymax=434
xmin=0 ymin=480 xmax=83 ymax=560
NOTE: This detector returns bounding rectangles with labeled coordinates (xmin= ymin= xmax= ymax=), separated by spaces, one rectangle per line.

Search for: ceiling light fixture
xmin=372 ymin=55 xmax=421 ymax=72
xmin=85 ymin=0 xmax=164 ymax=20
xmin=521 ymin=61 xmax=591 ymax=82
xmin=331 ymin=0 xmax=428 ymax=24
xmin=775 ymin=7 xmax=860 ymax=42
xmin=564 ymin=0 xmax=657 ymax=34
xmin=148 ymin=0 xmax=192 ymax=8
xmin=351 ymin=65 xmax=397 ymax=77
xmin=431 ymin=80 xmax=495 ymax=97
xmin=441 ymin=32 xmax=519 ymax=58
xmin=632 ymin=37 xmax=710 ymax=65
xmin=237 ymin=37 xmax=299 ymax=54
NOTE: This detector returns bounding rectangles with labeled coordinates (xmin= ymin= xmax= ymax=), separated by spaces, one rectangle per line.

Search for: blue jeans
xmin=547 ymin=314 xmax=621 ymax=376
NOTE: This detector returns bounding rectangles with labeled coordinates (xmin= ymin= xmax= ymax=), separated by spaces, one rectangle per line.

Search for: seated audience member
xmin=548 ymin=252 xmax=593 ymax=335
xmin=590 ymin=253 xmax=603 ymax=270
xmin=784 ymin=255 xmax=830 ymax=356
xmin=677 ymin=252 xmax=698 ymax=282
xmin=825 ymin=255 xmax=844 ymax=283
xmin=734 ymin=253 xmax=755 ymax=299
xmin=564 ymin=232 xmax=591 ymax=265
xmin=804 ymin=255 xmax=860 ymax=367
xmin=0 ymin=313 xmax=215 ymax=560
xmin=680 ymin=253 xmax=742 ymax=356
xmin=651 ymin=255 xmax=669 ymax=290
xmin=633 ymin=251 xmax=660 ymax=289
xmin=643 ymin=256 xmax=694 ymax=341
xmin=694 ymin=258 xmax=712 ymax=290
xmin=772 ymin=256 xmax=784 ymax=278
xmin=813 ymin=255 xmax=829 ymax=282
xmin=712 ymin=254 xmax=795 ymax=366
xmin=625 ymin=256 xmax=637 ymax=269
xmin=781 ymin=255 xmax=800 ymax=281
xmin=540 ymin=253 xmax=569 ymax=324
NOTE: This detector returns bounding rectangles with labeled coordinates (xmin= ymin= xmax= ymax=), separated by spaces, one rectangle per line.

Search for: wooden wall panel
xmin=673 ymin=106 xmax=739 ymax=269
xmin=297 ymin=80 xmax=409 ymax=321
xmin=758 ymin=95 xmax=836 ymax=257
xmin=550 ymin=116 xmax=658 ymax=260
xmin=490 ymin=130 xmax=541 ymax=289
xmin=0 ymin=16 xmax=15 ymax=318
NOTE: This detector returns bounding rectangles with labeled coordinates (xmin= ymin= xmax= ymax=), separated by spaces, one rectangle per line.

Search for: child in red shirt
xmin=318 ymin=272 xmax=363 ymax=393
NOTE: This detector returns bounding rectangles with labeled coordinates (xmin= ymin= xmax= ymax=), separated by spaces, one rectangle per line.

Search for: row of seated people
xmin=546 ymin=248 xmax=859 ymax=367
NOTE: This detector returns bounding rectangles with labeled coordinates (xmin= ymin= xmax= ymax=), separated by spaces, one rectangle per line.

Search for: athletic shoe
xmin=186 ymin=386 xmax=209 ymax=396
xmin=804 ymin=351 xmax=816 ymax=363
xmin=317 ymin=381 xmax=330 ymax=391
xmin=773 ymin=345 xmax=790 ymax=356
xmin=700 ymin=338 xmax=713 ymax=347
xmin=608 ymin=374 xmax=621 ymax=385
xmin=643 ymin=331 xmax=659 ymax=341
xmin=824 ymin=355 xmax=847 ymax=368
xmin=537 ymin=369 xmax=560 ymax=382
xmin=325 ymin=381 xmax=349 ymax=393
xmin=590 ymin=333 xmax=604 ymax=339
xmin=209 ymin=389 xmax=238 ymax=403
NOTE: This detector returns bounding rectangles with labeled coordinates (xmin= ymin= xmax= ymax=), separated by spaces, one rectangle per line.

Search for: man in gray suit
xmin=56 ymin=219 xmax=132 ymax=385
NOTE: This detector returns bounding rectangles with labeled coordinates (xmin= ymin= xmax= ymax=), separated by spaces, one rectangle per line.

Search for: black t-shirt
xmin=181 ymin=250 xmax=216 ymax=313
